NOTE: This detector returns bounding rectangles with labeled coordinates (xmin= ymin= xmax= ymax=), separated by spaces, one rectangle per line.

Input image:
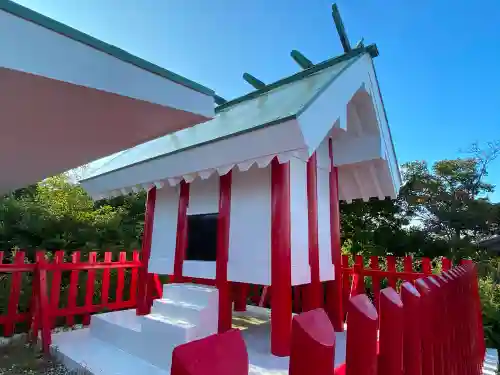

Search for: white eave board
xmin=0 ymin=1 xmax=217 ymax=194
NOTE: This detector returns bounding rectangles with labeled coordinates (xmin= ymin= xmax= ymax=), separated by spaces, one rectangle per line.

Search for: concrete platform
xmin=51 ymin=306 xmax=347 ymax=375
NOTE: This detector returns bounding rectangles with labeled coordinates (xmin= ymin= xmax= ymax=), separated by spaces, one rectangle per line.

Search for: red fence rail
xmin=0 ymin=251 xmax=467 ymax=355
xmin=0 ymin=250 xmax=141 ymax=343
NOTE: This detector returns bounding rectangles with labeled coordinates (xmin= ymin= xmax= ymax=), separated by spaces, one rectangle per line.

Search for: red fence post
xmin=290 ymin=308 xmax=335 ymax=375
xmin=426 ymin=277 xmax=444 ymax=375
xmin=469 ymin=265 xmax=486 ymax=371
xmin=403 ymin=256 xmax=413 ymax=282
xmin=442 ymin=270 xmax=459 ymax=375
xmin=401 ymin=282 xmax=422 ymax=375
xmin=415 ymin=279 xmax=434 ymax=375
xmin=386 ymin=256 xmax=397 ymax=289
xmin=369 ymin=256 xmax=381 ymax=312
xmin=350 ymin=255 xmax=365 ymax=297
xmin=49 ymin=251 xmax=64 ymax=329
xmin=421 ymin=258 xmax=432 ymax=274
xmin=83 ymin=252 xmax=97 ymax=326
xmin=5 ymin=251 xmax=25 ymax=337
xmin=66 ymin=251 xmax=80 ymax=326
xmin=35 ymin=252 xmax=51 ymax=354
xmin=171 ymin=329 xmax=248 ymax=375
xmin=441 ymin=257 xmax=452 ymax=272
xmin=129 ymin=251 xmax=140 ymax=305
xmin=378 ymin=288 xmax=404 ymax=375
xmin=116 ymin=252 xmax=126 ymax=305
xmin=346 ymin=294 xmax=378 ymax=375
xmin=101 ymin=252 xmax=112 ymax=308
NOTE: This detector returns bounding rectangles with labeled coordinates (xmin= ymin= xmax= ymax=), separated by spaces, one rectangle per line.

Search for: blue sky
xmin=14 ymin=0 xmax=500 ymax=201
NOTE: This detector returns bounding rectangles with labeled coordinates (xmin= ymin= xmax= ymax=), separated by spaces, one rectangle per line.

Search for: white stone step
xmin=89 ymin=310 xmax=190 ymax=370
xmin=52 ymin=328 xmax=169 ymax=375
xmin=89 ymin=309 xmax=142 ymax=354
xmin=142 ymin=313 xmax=199 ymax=342
xmin=151 ymin=298 xmax=205 ymax=325
xmin=163 ymin=283 xmax=219 ymax=307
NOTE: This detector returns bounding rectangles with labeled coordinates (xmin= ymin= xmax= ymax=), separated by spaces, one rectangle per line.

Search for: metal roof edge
xmin=80 ymin=114 xmax=298 ymax=183
xmin=215 ymin=44 xmax=378 ymax=113
xmin=0 ymin=0 xmax=215 ymax=96
xmin=368 ymin=57 xmax=402 ymax=186
xmin=295 ymin=54 xmax=364 ymax=119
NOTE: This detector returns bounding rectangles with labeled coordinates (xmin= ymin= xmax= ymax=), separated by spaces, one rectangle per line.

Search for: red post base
xmin=289 ymin=308 xmax=336 ymax=375
xmin=171 ymin=329 xmax=248 ymax=375
xmin=233 ymin=283 xmax=249 ymax=312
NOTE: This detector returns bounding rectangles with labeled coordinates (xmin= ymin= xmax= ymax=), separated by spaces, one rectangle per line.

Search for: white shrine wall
xmin=147 ymin=165 xmax=273 ymax=285
xmin=227 ymin=165 xmax=272 ymax=285
xmin=289 ymin=135 xmax=335 ymax=285
xmin=148 ymin=186 xmax=178 ymax=275
xmin=147 ymin=149 xmax=336 ymax=286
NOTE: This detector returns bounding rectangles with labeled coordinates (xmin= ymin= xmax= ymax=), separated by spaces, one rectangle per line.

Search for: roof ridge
xmin=215 ymin=44 xmax=378 ymax=112
xmin=0 ymin=0 xmax=215 ymax=96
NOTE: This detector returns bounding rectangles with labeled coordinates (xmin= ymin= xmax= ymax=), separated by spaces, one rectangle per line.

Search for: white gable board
xmin=148 ymin=186 xmax=179 ymax=275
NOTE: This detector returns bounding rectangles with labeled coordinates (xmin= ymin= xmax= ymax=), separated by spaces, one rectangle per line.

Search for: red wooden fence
xmin=0 ymin=250 xmax=141 ymax=348
xmin=0 ymin=251 xmax=466 ymax=355
xmin=167 ymin=262 xmax=485 ymax=375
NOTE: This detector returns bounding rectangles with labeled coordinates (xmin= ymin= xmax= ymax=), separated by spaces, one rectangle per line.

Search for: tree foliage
xmin=0 ymin=174 xmax=144 ymax=253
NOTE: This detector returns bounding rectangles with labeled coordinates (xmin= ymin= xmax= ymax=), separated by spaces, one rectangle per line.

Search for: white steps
xmin=86 ymin=283 xmax=219 ymax=372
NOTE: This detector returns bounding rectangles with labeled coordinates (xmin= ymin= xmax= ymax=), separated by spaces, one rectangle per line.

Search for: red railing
xmin=0 ymin=250 xmax=141 ymax=350
xmin=228 ymin=255 xmax=455 ymax=318
xmin=0 ymin=251 xmax=469 ymax=354
xmin=338 ymin=255 xmax=454 ymax=321
xmin=167 ymin=262 xmax=486 ymax=375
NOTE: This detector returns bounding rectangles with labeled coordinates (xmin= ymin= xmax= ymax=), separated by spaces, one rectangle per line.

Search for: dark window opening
xmin=186 ymin=213 xmax=218 ymax=261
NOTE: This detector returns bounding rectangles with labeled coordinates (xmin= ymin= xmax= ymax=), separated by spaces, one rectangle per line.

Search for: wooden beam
xmin=306 ymin=152 xmax=322 ymax=312
xmin=136 ymin=186 xmax=157 ymax=316
xmin=243 ymin=73 xmax=266 ymax=90
xmin=332 ymin=4 xmax=351 ymax=53
xmin=291 ymin=50 xmax=314 ymax=69
xmin=270 ymin=158 xmax=292 ymax=357
xmin=216 ymin=171 xmax=233 ymax=333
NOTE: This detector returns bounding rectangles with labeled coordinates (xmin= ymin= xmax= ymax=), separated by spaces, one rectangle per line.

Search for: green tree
xmin=0 ymin=174 xmax=145 ymax=253
xmin=400 ymin=142 xmax=500 ymax=258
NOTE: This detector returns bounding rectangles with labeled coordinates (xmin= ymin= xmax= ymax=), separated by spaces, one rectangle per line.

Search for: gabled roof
xmin=82 ymin=45 xmax=378 ymax=182
xmin=0 ymin=0 xmax=214 ymax=96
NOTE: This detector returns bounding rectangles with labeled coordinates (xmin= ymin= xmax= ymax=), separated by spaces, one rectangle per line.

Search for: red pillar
xmin=325 ymin=138 xmax=344 ymax=331
xmin=233 ymin=283 xmax=249 ymax=312
xmin=217 ymin=171 xmax=233 ymax=333
xmin=305 ymin=152 xmax=322 ymax=311
xmin=271 ymin=157 xmax=292 ymax=357
xmin=136 ymin=186 xmax=157 ymax=316
xmin=173 ymin=181 xmax=190 ymax=283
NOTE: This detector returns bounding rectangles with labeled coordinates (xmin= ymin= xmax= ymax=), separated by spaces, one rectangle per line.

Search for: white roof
xmin=81 ymin=47 xmax=402 ymax=202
